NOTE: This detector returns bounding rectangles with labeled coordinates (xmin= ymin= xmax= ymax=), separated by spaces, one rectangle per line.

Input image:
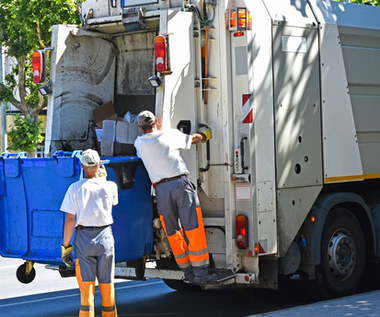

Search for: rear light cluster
xmin=236 ymin=214 xmax=248 ymax=249
xmin=32 ymin=50 xmax=44 ymax=84
xmin=154 ymin=35 xmax=168 ymax=73
xmin=226 ymin=8 xmax=252 ymax=31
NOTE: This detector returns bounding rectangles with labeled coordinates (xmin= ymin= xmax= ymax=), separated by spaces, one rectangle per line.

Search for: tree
xmin=7 ymin=114 xmax=44 ymax=155
xmin=337 ymin=0 xmax=380 ymax=6
xmin=0 ymin=0 xmax=81 ymax=121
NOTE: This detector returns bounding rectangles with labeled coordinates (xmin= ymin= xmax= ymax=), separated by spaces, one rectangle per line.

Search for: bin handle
xmin=53 ymin=150 xmax=85 ymax=158
xmin=53 ymin=151 xmax=74 ymax=157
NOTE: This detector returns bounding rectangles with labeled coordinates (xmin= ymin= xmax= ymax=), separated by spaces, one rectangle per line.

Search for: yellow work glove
xmin=98 ymin=165 xmax=107 ymax=178
xmin=61 ymin=244 xmax=74 ymax=267
xmin=199 ymin=126 xmax=212 ymax=143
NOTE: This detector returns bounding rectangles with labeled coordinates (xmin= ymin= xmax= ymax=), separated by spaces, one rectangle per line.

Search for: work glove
xmin=61 ymin=244 xmax=74 ymax=267
xmin=98 ymin=165 xmax=107 ymax=178
xmin=199 ymin=125 xmax=212 ymax=143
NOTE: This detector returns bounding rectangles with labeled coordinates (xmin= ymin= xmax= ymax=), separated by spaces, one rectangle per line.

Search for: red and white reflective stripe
xmin=258 ymin=242 xmax=266 ymax=254
xmin=242 ymin=94 xmax=253 ymax=123
xmin=255 ymin=240 xmax=267 ymax=255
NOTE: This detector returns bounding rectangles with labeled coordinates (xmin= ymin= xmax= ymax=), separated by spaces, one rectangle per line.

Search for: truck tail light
xmin=236 ymin=214 xmax=248 ymax=249
xmin=32 ymin=50 xmax=45 ymax=84
xmin=226 ymin=8 xmax=252 ymax=31
xmin=154 ymin=35 xmax=167 ymax=73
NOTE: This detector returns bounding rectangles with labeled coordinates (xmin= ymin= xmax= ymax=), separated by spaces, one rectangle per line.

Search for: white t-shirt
xmin=60 ymin=178 xmax=118 ymax=227
xmin=134 ymin=129 xmax=192 ymax=184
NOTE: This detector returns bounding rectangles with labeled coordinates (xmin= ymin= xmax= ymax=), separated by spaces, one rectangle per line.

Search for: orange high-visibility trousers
xmin=99 ymin=283 xmax=117 ymax=317
xmin=76 ymin=260 xmax=95 ymax=317
xmin=76 ymin=261 xmax=117 ymax=317
xmin=156 ymin=176 xmax=209 ymax=271
xmin=74 ymin=226 xmax=117 ymax=317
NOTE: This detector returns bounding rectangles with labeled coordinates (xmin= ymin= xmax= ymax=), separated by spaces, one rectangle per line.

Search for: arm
xmin=63 ymin=213 xmax=76 ymax=247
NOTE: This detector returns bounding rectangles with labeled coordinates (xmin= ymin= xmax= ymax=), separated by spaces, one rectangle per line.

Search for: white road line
xmin=0 ymin=265 xmax=19 ymax=270
xmin=0 ymin=280 xmax=164 ymax=309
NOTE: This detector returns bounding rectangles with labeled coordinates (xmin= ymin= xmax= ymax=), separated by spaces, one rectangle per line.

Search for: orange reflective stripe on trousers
xmin=160 ymin=215 xmax=191 ymax=268
xmin=185 ymin=207 xmax=209 ymax=267
xmin=99 ymin=283 xmax=117 ymax=317
xmin=76 ymin=260 xmax=95 ymax=317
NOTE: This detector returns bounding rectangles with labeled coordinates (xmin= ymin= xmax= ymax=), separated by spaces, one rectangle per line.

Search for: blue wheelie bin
xmin=0 ymin=151 xmax=153 ymax=283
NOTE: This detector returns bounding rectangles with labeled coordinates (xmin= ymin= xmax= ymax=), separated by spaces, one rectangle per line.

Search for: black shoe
xmin=183 ymin=274 xmax=194 ymax=283
xmin=191 ymin=272 xmax=218 ymax=285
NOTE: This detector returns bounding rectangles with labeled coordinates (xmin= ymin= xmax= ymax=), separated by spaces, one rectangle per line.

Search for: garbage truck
xmin=2 ymin=0 xmax=380 ymax=298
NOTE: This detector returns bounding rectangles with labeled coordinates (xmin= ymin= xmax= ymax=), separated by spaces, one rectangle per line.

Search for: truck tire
xmin=316 ymin=207 xmax=365 ymax=297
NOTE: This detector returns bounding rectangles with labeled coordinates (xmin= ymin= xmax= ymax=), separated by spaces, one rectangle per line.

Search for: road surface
xmin=1 ymin=256 xmax=379 ymax=317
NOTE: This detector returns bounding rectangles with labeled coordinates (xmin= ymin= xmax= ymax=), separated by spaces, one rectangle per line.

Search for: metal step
xmin=208 ymin=268 xmax=236 ymax=283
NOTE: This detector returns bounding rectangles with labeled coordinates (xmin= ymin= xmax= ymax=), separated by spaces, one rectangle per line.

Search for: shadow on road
xmin=2 ymin=276 xmax=380 ymax=317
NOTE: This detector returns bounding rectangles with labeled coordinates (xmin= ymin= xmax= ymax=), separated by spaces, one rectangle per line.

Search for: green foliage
xmin=7 ymin=114 xmax=44 ymax=152
xmin=0 ymin=0 xmax=81 ymax=56
xmin=0 ymin=0 xmax=81 ymax=110
xmin=336 ymin=0 xmax=380 ymax=6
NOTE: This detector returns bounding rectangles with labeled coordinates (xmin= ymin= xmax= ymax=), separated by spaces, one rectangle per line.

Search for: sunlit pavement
xmin=252 ymin=290 xmax=380 ymax=316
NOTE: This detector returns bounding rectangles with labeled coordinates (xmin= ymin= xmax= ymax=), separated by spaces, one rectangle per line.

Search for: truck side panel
xmin=272 ymin=24 xmax=323 ymax=255
xmin=309 ymin=0 xmax=380 ymax=183
xmin=339 ymin=26 xmax=380 ymax=177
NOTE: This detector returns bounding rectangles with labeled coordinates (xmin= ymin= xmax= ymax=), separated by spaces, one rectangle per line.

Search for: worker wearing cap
xmin=134 ymin=110 xmax=215 ymax=285
xmin=60 ymin=149 xmax=118 ymax=317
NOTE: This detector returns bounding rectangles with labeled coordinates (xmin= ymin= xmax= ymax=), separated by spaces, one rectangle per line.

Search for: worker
xmin=60 ymin=149 xmax=118 ymax=317
xmin=134 ymin=110 xmax=216 ymax=285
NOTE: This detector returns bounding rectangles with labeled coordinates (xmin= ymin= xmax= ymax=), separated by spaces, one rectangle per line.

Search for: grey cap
xmin=137 ymin=110 xmax=156 ymax=128
xmin=81 ymin=149 xmax=100 ymax=167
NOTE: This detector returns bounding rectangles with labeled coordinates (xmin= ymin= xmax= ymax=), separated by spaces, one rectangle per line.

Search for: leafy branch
xmin=7 ymin=114 xmax=44 ymax=153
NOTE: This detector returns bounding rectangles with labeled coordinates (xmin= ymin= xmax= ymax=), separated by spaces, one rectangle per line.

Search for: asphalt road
xmin=0 ymin=278 xmax=314 ymax=317
xmin=2 ymin=256 xmax=378 ymax=317
xmin=0 ymin=256 xmax=316 ymax=317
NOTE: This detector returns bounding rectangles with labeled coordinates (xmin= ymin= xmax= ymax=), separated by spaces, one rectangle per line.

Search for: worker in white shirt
xmin=134 ymin=110 xmax=215 ymax=285
xmin=60 ymin=149 xmax=118 ymax=317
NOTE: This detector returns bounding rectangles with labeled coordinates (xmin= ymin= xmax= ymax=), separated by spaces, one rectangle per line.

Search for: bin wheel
xmin=16 ymin=263 xmax=36 ymax=284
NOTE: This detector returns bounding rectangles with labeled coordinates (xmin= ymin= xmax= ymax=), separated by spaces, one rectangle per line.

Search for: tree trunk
xmin=2 ymin=55 xmax=45 ymax=120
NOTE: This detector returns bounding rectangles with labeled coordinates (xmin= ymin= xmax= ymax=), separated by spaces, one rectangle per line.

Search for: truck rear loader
xmin=1 ymin=0 xmax=380 ymax=298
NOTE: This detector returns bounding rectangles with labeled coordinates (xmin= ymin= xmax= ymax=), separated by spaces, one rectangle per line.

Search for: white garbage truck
xmin=39 ymin=0 xmax=380 ymax=297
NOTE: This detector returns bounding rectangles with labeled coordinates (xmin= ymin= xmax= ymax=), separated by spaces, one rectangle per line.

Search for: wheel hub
xmin=327 ymin=231 xmax=356 ymax=278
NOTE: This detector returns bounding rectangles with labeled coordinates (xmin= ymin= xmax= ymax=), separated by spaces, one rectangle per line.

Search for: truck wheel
xmin=16 ymin=263 xmax=36 ymax=284
xmin=316 ymin=207 xmax=365 ymax=297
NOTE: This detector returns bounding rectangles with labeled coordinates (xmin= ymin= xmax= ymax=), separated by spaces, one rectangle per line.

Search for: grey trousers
xmin=74 ymin=225 xmax=115 ymax=283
